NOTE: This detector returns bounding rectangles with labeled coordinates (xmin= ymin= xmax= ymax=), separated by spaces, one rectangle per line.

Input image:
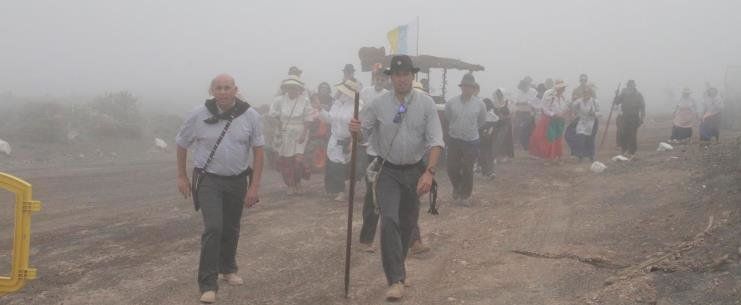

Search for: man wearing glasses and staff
xmin=349 ymin=55 xmax=444 ymax=301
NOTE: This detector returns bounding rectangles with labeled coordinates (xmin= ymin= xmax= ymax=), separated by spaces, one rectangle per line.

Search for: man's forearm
xmin=250 ymin=147 xmax=265 ymax=188
xmin=426 ymin=146 xmax=442 ymax=170
xmin=177 ymin=146 xmax=188 ymax=178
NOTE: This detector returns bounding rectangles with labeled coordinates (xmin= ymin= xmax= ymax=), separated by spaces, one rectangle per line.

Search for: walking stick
xmin=599 ymin=83 xmax=621 ymax=150
xmin=344 ymin=91 xmax=360 ymax=298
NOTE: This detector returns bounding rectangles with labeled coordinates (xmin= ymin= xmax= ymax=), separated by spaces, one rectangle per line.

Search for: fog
xmin=2 ymin=0 xmax=740 ymax=114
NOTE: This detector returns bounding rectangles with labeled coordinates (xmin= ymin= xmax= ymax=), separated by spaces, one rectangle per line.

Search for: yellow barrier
xmin=0 ymin=172 xmax=41 ymax=295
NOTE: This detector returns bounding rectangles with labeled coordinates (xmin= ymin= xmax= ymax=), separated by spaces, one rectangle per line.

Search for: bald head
xmin=210 ymin=74 xmax=236 ymax=89
xmin=209 ymin=74 xmax=239 ymax=109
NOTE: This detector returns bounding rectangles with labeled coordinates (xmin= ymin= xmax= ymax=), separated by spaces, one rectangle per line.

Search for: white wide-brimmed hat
xmin=336 ymin=79 xmax=359 ymax=98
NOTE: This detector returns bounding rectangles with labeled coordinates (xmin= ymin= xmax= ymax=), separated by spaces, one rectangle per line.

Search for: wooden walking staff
xmin=600 ymin=83 xmax=621 ymax=150
xmin=344 ymin=91 xmax=361 ymax=298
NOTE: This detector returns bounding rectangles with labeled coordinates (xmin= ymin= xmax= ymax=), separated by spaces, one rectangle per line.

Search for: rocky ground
xmin=0 ymin=119 xmax=739 ymax=305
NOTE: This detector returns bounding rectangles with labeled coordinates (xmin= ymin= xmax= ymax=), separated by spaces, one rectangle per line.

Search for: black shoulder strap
xmin=202 ymin=116 xmax=235 ymax=172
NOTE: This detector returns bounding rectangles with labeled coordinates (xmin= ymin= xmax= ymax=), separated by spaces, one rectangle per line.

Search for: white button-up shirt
xmin=445 ymin=95 xmax=487 ymax=141
xmin=513 ymin=87 xmax=540 ymax=113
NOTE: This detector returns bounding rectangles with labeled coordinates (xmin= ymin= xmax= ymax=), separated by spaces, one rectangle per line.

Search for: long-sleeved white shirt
xmin=541 ymin=89 xmax=567 ymax=117
xmin=513 ymin=87 xmax=540 ymax=112
xmin=320 ymin=95 xmax=364 ymax=163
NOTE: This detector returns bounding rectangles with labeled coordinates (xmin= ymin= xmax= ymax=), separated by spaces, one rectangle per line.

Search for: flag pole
xmin=416 ymin=16 xmax=421 ymax=56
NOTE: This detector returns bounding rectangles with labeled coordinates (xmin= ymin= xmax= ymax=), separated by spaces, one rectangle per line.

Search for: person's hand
xmin=416 ymin=171 xmax=434 ymax=196
xmin=349 ymin=118 xmax=361 ymax=134
xmin=244 ymin=185 xmax=259 ymax=208
xmin=177 ymin=175 xmax=191 ymax=199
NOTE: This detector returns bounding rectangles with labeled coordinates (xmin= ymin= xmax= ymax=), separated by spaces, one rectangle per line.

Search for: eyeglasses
xmin=214 ymin=86 xmax=233 ymax=91
xmin=393 ymin=104 xmax=407 ymax=124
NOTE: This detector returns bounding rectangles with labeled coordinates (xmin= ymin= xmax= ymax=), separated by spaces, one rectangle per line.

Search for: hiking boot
xmin=200 ymin=291 xmax=216 ymax=303
xmin=220 ymin=273 xmax=244 ymax=286
xmin=385 ymin=282 xmax=404 ymax=301
xmin=410 ymin=240 xmax=430 ymax=255
xmin=452 ymin=192 xmax=460 ymax=200
xmin=359 ymin=242 xmax=376 ymax=253
xmin=458 ymin=197 xmax=472 ymax=207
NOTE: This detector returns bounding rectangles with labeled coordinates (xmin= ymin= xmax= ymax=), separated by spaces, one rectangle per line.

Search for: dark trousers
xmin=360 ymin=156 xmax=422 ymax=245
xmin=446 ymin=137 xmax=479 ymax=199
xmin=359 ymin=156 xmax=379 ymax=244
xmin=620 ymin=115 xmax=640 ymax=155
xmin=324 ymin=160 xmax=347 ymax=194
xmin=377 ymin=163 xmax=422 ymax=285
xmin=514 ymin=111 xmax=534 ymax=151
xmin=478 ymin=131 xmax=495 ymax=175
xmin=615 ymin=114 xmax=624 ymax=150
xmin=196 ymin=175 xmax=247 ymax=292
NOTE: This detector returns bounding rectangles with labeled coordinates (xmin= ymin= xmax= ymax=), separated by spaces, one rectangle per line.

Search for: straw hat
xmin=281 ymin=75 xmax=305 ymax=90
xmin=553 ymin=79 xmax=568 ymax=89
xmin=336 ymin=79 xmax=359 ymax=98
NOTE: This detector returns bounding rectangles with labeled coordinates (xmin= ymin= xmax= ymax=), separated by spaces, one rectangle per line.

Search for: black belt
xmin=379 ymin=159 xmax=423 ymax=170
xmin=196 ymin=167 xmax=252 ymax=180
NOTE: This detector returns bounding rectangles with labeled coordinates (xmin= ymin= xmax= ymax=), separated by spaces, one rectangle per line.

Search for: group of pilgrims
xmin=176 ymin=54 xmax=727 ymax=303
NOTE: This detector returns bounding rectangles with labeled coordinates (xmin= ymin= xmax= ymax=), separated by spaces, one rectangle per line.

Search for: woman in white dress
xmin=269 ymin=75 xmax=313 ymax=195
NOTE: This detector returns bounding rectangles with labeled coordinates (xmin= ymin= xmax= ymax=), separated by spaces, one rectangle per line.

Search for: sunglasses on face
xmin=393 ymin=104 xmax=407 ymax=123
xmin=214 ymin=86 xmax=233 ymax=91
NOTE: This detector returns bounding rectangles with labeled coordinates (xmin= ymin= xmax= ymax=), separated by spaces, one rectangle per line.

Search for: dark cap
xmin=459 ymin=73 xmax=477 ymax=87
xmin=343 ymin=64 xmax=355 ymax=73
xmin=383 ymin=55 xmax=420 ymax=75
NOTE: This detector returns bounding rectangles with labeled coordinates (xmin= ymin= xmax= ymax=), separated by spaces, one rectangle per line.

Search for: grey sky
xmin=1 ymin=0 xmax=739 ymax=113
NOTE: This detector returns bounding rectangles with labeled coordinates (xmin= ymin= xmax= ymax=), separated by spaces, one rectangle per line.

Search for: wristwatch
xmin=426 ymin=166 xmax=437 ymax=176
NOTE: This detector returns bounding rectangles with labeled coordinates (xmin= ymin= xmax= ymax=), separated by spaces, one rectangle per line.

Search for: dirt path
xmin=1 ymin=123 xmax=739 ymax=305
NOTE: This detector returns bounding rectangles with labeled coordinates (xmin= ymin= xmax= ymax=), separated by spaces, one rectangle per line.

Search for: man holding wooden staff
xmin=349 ymin=55 xmax=444 ymax=301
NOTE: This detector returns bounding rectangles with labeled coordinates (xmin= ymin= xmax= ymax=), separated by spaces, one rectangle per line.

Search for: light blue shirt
xmin=361 ymin=89 xmax=445 ymax=165
xmin=176 ymin=106 xmax=265 ymax=176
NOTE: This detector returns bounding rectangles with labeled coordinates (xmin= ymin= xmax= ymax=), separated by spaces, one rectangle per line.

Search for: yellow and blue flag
xmin=387 ymin=19 xmax=419 ymax=55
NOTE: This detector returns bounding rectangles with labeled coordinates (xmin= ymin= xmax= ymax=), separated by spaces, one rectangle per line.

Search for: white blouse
xmin=541 ymin=89 xmax=566 ymax=117
xmin=320 ymin=95 xmax=364 ymax=164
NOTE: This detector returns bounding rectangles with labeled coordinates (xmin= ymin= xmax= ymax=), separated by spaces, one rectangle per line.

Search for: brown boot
xmin=358 ymin=242 xmax=376 ymax=253
xmin=220 ymin=273 xmax=244 ymax=286
xmin=385 ymin=282 xmax=404 ymax=301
